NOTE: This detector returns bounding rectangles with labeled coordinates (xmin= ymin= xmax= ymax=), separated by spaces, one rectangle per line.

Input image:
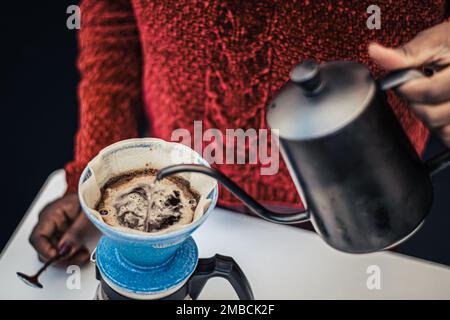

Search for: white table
xmin=1 ymin=170 xmax=450 ymax=300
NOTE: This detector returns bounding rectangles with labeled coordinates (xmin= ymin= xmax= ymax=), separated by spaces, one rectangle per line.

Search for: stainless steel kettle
xmin=157 ymin=60 xmax=450 ymax=254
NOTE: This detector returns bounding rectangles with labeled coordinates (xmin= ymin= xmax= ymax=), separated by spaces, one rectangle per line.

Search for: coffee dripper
xmin=157 ymin=60 xmax=450 ymax=254
xmin=78 ymin=139 xmax=254 ymax=300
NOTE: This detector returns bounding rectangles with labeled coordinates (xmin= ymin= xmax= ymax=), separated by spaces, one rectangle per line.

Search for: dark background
xmin=1 ymin=2 xmax=449 ymax=265
xmin=1 ymin=1 xmax=78 ymax=247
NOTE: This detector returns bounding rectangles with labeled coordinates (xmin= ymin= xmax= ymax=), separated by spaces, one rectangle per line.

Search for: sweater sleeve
xmin=65 ymin=0 xmax=143 ymax=193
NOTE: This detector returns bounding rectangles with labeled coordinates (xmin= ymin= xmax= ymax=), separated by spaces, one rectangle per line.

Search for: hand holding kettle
xmin=369 ymin=21 xmax=450 ymax=146
xmin=157 ymin=21 xmax=450 ymax=254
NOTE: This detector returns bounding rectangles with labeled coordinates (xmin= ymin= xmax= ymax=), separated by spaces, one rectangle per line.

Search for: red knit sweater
xmin=66 ymin=0 xmax=448 ymax=209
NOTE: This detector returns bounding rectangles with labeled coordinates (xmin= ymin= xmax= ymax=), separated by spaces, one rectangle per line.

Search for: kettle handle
xmin=188 ymin=254 xmax=254 ymax=300
xmin=425 ymin=147 xmax=450 ymax=176
xmin=379 ymin=68 xmax=450 ymax=176
xmin=379 ymin=68 xmax=424 ymax=91
xmin=156 ymin=164 xmax=310 ymax=225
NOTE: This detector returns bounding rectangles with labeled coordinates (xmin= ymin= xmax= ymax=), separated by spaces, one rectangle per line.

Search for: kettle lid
xmin=266 ymin=60 xmax=376 ymax=140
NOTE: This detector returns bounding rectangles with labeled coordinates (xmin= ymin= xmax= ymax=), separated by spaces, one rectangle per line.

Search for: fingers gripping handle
xmin=379 ymin=68 xmax=424 ymax=91
xmin=379 ymin=69 xmax=450 ymax=176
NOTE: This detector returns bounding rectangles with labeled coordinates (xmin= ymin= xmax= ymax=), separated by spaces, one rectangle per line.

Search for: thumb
xmin=57 ymin=214 xmax=93 ymax=257
xmin=369 ymin=23 xmax=450 ymax=71
xmin=368 ymin=42 xmax=423 ymax=71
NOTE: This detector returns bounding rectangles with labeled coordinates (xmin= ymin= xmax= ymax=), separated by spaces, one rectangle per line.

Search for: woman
xmin=30 ymin=0 xmax=450 ymax=265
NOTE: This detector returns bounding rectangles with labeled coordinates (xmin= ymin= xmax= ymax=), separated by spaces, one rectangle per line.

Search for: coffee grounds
xmin=96 ymin=169 xmax=200 ymax=233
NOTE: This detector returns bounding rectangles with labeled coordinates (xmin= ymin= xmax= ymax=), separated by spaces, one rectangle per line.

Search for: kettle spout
xmin=156 ymin=164 xmax=310 ymax=225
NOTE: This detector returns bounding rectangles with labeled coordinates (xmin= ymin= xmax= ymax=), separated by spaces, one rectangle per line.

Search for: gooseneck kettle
xmin=157 ymin=60 xmax=450 ymax=254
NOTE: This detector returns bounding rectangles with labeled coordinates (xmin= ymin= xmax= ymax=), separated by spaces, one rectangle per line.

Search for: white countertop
xmin=1 ymin=170 xmax=450 ymax=299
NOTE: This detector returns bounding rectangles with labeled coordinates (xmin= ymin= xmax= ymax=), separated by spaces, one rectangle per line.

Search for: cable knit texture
xmin=66 ymin=0 xmax=448 ymax=209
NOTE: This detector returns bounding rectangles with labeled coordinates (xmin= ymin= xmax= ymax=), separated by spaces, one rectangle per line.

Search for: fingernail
xmin=58 ymin=242 xmax=72 ymax=256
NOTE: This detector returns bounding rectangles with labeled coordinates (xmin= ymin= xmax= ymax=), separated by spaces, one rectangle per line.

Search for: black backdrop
xmin=1 ymin=1 xmax=78 ymax=247
xmin=1 ymin=1 xmax=449 ymax=266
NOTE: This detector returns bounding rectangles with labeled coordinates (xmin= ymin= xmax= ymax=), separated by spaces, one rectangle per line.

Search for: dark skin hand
xmin=29 ymin=193 xmax=97 ymax=266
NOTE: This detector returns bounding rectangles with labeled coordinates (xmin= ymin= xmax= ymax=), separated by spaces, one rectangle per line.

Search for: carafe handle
xmin=188 ymin=254 xmax=254 ymax=300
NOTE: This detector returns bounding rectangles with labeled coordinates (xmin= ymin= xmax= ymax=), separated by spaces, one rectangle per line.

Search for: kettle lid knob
xmin=290 ymin=60 xmax=323 ymax=94
xmin=268 ymin=60 xmax=376 ymax=140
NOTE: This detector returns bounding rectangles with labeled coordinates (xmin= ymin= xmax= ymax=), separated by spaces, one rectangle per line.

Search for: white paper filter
xmin=79 ymin=138 xmax=217 ymax=235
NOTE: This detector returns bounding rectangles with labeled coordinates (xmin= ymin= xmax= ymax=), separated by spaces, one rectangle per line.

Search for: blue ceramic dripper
xmin=78 ymin=138 xmax=218 ymax=298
